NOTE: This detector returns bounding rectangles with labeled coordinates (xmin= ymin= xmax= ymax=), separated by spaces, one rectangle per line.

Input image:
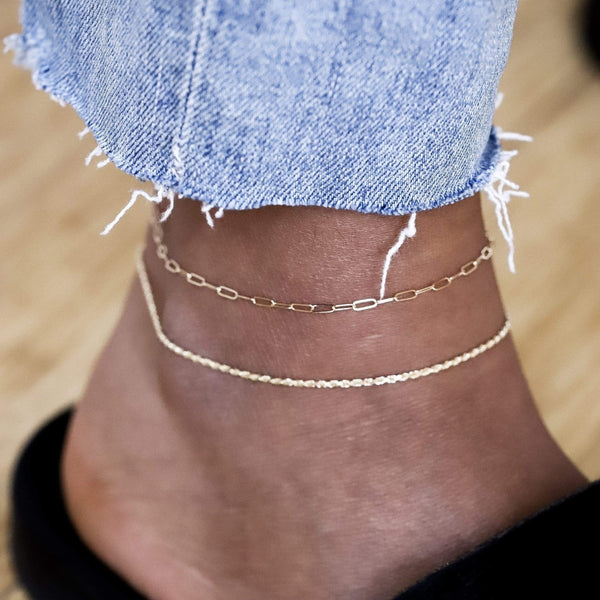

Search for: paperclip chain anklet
xmin=151 ymin=216 xmax=493 ymax=314
xmin=136 ymin=247 xmax=511 ymax=388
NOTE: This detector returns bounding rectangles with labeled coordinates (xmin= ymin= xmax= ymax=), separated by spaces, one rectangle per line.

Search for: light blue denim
xmin=8 ymin=0 xmax=518 ymax=216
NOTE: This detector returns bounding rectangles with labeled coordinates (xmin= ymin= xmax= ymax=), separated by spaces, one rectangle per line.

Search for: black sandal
xmin=9 ymin=406 xmax=600 ymax=599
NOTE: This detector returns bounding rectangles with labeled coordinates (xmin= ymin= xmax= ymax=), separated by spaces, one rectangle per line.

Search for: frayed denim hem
xmin=4 ymin=0 xmax=520 ymax=215
xmin=6 ymin=20 xmax=505 ymax=219
xmin=5 ymin=0 xmax=530 ymax=285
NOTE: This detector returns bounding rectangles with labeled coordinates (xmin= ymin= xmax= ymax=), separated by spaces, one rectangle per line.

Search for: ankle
xmin=136 ymin=196 xmax=586 ymax=507
xmin=62 ymin=193 xmax=587 ymax=600
xmin=146 ymin=193 xmax=504 ymax=381
xmin=140 ymin=192 xmax=586 ymax=503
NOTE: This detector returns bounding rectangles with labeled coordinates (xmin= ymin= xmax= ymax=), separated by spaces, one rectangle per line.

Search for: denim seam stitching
xmin=171 ymin=0 xmax=210 ymax=185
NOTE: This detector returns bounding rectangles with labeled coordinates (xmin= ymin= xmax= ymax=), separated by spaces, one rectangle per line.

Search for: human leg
xmin=6 ymin=2 xmax=587 ymax=598
xmin=59 ymin=194 xmax=585 ymax=600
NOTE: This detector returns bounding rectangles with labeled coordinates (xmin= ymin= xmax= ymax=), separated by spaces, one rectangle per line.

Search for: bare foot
xmin=61 ymin=194 xmax=586 ymax=600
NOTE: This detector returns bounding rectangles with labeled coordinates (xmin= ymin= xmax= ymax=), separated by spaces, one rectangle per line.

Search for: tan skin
xmin=61 ymin=193 xmax=586 ymax=600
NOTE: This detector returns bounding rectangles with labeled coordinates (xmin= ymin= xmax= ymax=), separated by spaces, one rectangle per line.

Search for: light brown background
xmin=1 ymin=0 xmax=599 ymax=597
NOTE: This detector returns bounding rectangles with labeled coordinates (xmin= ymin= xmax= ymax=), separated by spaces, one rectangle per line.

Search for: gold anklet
xmin=151 ymin=217 xmax=493 ymax=314
xmin=136 ymin=248 xmax=510 ymax=388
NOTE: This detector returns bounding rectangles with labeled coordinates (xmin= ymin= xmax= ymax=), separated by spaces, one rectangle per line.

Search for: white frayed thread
xmin=3 ymin=34 xmax=38 ymax=73
xmin=78 ymin=129 xmax=110 ymax=167
xmin=379 ymin=212 xmax=417 ymax=299
xmin=96 ymin=157 xmax=111 ymax=169
xmin=84 ymin=146 xmax=103 ymax=166
xmin=494 ymin=127 xmax=533 ymax=143
xmin=4 ymin=33 xmax=61 ymax=95
xmin=200 ymin=202 xmax=225 ymax=229
xmin=49 ymin=93 xmax=66 ymax=107
xmin=483 ymin=128 xmax=532 ymax=273
xmin=172 ymin=139 xmax=224 ymax=228
xmin=84 ymin=145 xmax=111 ymax=169
xmin=101 ymin=184 xmax=176 ymax=236
xmin=3 ymin=34 xmax=20 ymax=54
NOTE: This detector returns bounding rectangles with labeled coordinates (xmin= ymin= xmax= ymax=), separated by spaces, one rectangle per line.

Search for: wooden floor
xmin=1 ymin=0 xmax=599 ymax=597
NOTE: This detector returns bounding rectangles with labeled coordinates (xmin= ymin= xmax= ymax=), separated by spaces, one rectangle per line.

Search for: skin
xmin=61 ymin=193 xmax=587 ymax=600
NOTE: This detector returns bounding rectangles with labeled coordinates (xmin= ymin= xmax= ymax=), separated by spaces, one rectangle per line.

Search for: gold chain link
xmin=151 ymin=217 xmax=493 ymax=314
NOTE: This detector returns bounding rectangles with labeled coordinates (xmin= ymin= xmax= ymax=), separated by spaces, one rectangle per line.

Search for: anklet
xmin=136 ymin=248 xmax=510 ymax=388
xmin=151 ymin=217 xmax=493 ymax=314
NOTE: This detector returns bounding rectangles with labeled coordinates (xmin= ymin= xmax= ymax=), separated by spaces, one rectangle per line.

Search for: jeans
xmin=7 ymin=0 xmax=519 ymax=219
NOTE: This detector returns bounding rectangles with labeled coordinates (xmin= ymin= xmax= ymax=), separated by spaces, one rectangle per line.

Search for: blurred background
xmin=1 ymin=0 xmax=599 ymax=597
